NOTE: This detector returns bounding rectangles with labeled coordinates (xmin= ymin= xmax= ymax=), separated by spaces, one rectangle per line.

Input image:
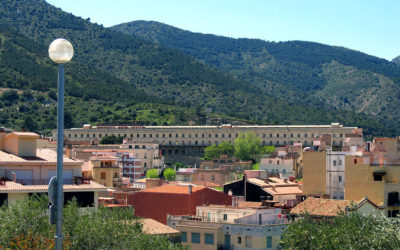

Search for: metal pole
xmin=55 ymin=64 xmax=65 ymax=250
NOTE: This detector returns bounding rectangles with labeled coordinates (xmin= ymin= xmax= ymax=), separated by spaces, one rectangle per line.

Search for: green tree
xmin=100 ymin=134 xmax=118 ymax=144
xmin=163 ymin=168 xmax=176 ymax=181
xmin=262 ymin=146 xmax=275 ymax=154
xmin=0 ymin=195 xmax=186 ymax=249
xmin=234 ymin=132 xmax=263 ymax=161
xmin=22 ymin=115 xmax=38 ymax=132
xmin=1 ymin=89 xmax=19 ymax=102
xmin=174 ymin=162 xmax=184 ymax=169
xmin=218 ymin=141 xmax=234 ymax=156
xmin=146 ymin=169 xmax=159 ymax=178
xmin=280 ymin=212 xmax=400 ymax=249
xmin=204 ymin=144 xmax=220 ymax=159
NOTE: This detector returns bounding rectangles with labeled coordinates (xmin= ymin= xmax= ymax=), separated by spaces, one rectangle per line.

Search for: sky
xmin=46 ymin=0 xmax=400 ymax=61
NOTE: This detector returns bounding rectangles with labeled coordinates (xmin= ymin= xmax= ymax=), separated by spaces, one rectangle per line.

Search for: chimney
xmin=283 ymin=178 xmax=288 ymax=183
xmin=188 ymin=185 xmax=193 ymax=194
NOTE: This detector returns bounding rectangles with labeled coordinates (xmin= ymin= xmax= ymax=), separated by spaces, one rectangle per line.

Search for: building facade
xmin=0 ymin=131 xmax=106 ymax=208
xmin=58 ymin=124 xmax=358 ymax=148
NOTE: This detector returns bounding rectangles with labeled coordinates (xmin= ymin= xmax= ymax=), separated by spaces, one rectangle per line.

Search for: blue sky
xmin=46 ymin=0 xmax=399 ymax=61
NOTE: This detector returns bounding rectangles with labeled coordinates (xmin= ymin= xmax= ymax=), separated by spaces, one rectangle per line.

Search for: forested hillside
xmin=393 ymin=56 xmax=400 ymax=65
xmin=0 ymin=0 xmax=397 ymax=137
xmin=112 ymin=20 xmax=400 ymax=136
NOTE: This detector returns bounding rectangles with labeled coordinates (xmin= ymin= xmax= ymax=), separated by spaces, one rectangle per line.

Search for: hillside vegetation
xmin=112 ymin=21 xmax=400 ymax=135
xmin=0 ymin=0 xmax=397 ymax=137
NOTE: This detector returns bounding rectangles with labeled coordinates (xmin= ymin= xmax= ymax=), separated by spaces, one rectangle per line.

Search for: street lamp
xmin=48 ymin=38 xmax=73 ymax=250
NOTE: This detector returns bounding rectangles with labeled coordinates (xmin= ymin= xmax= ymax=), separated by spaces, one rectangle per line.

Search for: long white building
xmin=56 ymin=123 xmax=361 ymax=147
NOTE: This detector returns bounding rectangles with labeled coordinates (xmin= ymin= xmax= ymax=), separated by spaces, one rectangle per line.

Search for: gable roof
xmin=290 ymin=197 xmax=352 ymax=217
xmin=139 ymin=218 xmax=180 ymax=235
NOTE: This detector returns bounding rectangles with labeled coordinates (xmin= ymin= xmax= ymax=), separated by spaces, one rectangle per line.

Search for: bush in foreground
xmin=0 ymin=195 xmax=186 ymax=249
xmin=280 ymin=212 xmax=400 ymax=249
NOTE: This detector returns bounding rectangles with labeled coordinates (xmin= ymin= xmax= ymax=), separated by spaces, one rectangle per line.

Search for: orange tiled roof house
xmin=0 ymin=130 xmax=106 ymax=207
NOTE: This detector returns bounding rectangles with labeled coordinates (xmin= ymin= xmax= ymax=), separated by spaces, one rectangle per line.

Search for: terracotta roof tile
xmin=139 ymin=218 xmax=180 ymax=235
xmin=290 ymin=197 xmax=352 ymax=217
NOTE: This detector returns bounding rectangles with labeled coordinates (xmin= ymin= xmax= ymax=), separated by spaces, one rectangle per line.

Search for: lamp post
xmin=48 ymin=38 xmax=74 ymax=250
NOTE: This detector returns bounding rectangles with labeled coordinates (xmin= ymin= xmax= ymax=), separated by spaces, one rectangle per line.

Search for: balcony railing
xmin=5 ymin=177 xmax=92 ymax=185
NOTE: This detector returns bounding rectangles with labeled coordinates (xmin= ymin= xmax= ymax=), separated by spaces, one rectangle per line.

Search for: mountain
xmin=393 ymin=56 xmax=400 ymax=66
xmin=0 ymin=0 xmax=396 ymax=138
xmin=0 ymin=22 xmax=215 ymax=133
xmin=112 ymin=21 xmax=400 ymax=134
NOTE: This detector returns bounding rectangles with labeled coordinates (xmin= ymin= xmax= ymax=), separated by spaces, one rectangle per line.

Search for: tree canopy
xmin=234 ymin=132 xmax=263 ymax=161
xmin=280 ymin=213 xmax=400 ymax=249
xmin=0 ymin=195 xmax=186 ymax=249
xmin=163 ymin=168 xmax=176 ymax=181
xmin=145 ymin=169 xmax=159 ymax=178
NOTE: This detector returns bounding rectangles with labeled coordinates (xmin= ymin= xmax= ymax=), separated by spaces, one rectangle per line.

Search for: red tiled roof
xmin=141 ymin=184 xmax=205 ymax=194
xmin=290 ymin=197 xmax=352 ymax=217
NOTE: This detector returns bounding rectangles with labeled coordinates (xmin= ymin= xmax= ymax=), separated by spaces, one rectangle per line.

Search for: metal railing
xmin=11 ymin=177 xmax=91 ymax=185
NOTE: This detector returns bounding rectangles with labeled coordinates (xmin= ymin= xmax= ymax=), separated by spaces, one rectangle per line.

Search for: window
xmin=100 ymin=172 xmax=106 ymax=179
xmin=137 ymin=134 xmax=140 ymax=138
xmin=237 ymin=236 xmax=242 ymax=244
xmin=245 ymin=236 xmax=252 ymax=248
xmin=209 ymin=134 xmax=211 ymax=138
xmin=202 ymin=134 xmax=205 ymax=138
xmin=338 ymin=176 xmax=342 ymax=182
xmin=129 ymin=145 xmax=132 ymax=149
xmin=276 ymin=134 xmax=279 ymax=138
xmin=388 ymin=192 xmax=399 ymax=206
xmin=211 ymin=175 xmax=215 ymax=180
xmin=373 ymin=174 xmax=383 ymax=181
xmin=290 ymin=134 xmax=293 ymax=138
xmin=75 ymin=134 xmax=77 ymax=138
xmin=283 ymin=134 xmax=286 ymax=138
xmin=229 ymin=134 xmax=232 ymax=138
xmin=149 ymin=134 xmax=152 ymax=138
xmin=156 ymin=134 xmax=159 ymax=138
xmin=80 ymin=134 xmax=83 ymax=138
xmin=339 ymin=159 xmax=343 ymax=165
xmin=269 ymin=134 xmax=272 ymax=137
xmin=182 ymin=134 xmax=185 ymax=138
xmin=305 ymin=134 xmax=308 ymax=138
xmin=215 ymin=134 xmax=218 ymax=138
xmin=169 ymin=134 xmax=172 ymax=138
xmin=223 ymin=214 xmax=227 ymax=220
xmin=333 ymin=160 xmax=337 ymax=166
xmin=222 ymin=134 xmax=225 ymax=138
xmin=297 ymin=134 xmax=300 ymax=138
xmin=191 ymin=233 xmax=200 ymax=244
xmin=143 ymin=134 xmax=146 ymax=138
xmin=204 ymin=234 xmax=214 ymax=245
xmin=266 ymin=236 xmax=272 ymax=248
xmin=181 ymin=232 xmax=187 ymax=242
xmin=176 ymin=134 xmax=178 ymax=138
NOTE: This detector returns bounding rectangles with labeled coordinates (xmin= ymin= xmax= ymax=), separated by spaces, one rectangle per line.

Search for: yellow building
xmin=0 ymin=130 xmax=106 ymax=208
xmin=90 ymin=155 xmax=121 ymax=188
xmin=303 ymin=138 xmax=400 ymax=217
xmin=302 ymin=151 xmax=326 ymax=196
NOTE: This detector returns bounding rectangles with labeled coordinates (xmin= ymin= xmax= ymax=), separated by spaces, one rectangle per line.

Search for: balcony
xmin=0 ymin=177 xmax=91 ymax=186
